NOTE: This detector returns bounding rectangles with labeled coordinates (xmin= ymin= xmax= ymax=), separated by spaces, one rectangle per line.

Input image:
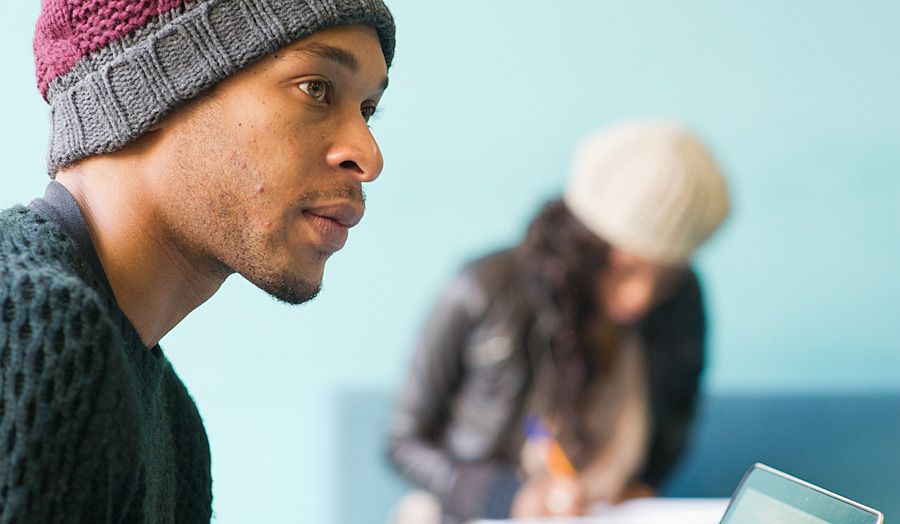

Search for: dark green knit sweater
xmin=0 ymin=204 xmax=212 ymax=523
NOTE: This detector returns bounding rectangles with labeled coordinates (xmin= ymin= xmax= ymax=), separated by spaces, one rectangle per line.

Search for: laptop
xmin=719 ymin=463 xmax=883 ymax=524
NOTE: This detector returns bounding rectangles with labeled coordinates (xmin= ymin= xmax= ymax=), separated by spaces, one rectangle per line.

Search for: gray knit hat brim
xmin=45 ymin=0 xmax=395 ymax=175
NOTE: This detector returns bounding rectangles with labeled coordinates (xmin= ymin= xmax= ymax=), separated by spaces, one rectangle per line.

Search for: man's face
xmin=156 ymin=24 xmax=388 ymax=304
xmin=597 ymin=248 xmax=687 ymax=325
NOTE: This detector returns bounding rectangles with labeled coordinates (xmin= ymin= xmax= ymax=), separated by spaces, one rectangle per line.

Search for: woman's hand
xmin=510 ymin=475 xmax=589 ymax=518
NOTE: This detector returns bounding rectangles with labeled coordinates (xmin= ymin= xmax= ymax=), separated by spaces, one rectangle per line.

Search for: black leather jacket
xmin=387 ymin=249 xmax=706 ymax=522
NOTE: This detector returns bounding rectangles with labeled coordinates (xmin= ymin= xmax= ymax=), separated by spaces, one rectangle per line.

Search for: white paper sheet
xmin=471 ymin=497 xmax=730 ymax=524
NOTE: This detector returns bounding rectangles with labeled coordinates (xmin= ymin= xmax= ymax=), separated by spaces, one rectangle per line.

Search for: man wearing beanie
xmin=387 ymin=121 xmax=729 ymax=523
xmin=0 ymin=1 xmax=394 ymax=522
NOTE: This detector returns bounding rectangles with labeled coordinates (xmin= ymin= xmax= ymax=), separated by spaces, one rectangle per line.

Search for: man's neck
xmin=55 ymin=161 xmax=225 ymax=348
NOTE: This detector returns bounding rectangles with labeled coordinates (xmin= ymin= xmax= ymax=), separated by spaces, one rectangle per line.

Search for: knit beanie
xmin=563 ymin=121 xmax=730 ymax=265
xmin=33 ymin=0 xmax=396 ymax=174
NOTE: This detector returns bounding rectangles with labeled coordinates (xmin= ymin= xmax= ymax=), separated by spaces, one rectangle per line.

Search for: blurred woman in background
xmin=387 ymin=120 xmax=730 ymax=524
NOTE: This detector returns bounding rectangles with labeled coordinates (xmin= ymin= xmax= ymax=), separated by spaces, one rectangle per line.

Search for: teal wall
xmin=2 ymin=2 xmax=898 ymax=522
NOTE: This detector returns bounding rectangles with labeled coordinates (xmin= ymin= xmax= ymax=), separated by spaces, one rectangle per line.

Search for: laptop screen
xmin=720 ymin=464 xmax=882 ymax=524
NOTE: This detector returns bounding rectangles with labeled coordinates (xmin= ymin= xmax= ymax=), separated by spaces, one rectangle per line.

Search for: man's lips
xmin=302 ymin=202 xmax=364 ymax=252
xmin=304 ymin=202 xmax=364 ymax=228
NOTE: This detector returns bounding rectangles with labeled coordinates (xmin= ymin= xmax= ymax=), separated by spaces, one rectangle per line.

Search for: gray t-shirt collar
xmin=28 ymin=181 xmax=115 ymax=299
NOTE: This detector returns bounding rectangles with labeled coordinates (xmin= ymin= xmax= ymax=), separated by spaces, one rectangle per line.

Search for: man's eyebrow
xmin=280 ymin=43 xmax=389 ymax=93
xmin=282 ymin=43 xmax=360 ymax=71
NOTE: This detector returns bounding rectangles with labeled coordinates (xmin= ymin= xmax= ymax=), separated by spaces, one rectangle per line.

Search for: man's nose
xmin=325 ymin=119 xmax=384 ymax=183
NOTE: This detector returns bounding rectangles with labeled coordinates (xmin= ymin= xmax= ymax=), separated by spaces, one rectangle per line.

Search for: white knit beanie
xmin=563 ymin=120 xmax=730 ymax=265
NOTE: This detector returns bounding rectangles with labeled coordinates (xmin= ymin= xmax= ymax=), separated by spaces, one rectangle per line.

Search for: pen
xmin=524 ymin=415 xmax=577 ymax=478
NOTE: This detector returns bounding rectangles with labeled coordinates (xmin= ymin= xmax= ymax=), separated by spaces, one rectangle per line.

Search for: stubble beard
xmin=219 ymin=210 xmax=325 ymax=306
xmin=172 ymin=185 xmax=326 ymax=307
xmin=239 ymin=186 xmax=364 ymax=305
xmin=245 ymin=256 xmax=323 ymax=306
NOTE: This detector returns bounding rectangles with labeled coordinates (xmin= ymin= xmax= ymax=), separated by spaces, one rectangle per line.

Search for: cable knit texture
xmin=33 ymin=0 xmax=396 ymax=173
xmin=0 ymin=206 xmax=211 ymax=523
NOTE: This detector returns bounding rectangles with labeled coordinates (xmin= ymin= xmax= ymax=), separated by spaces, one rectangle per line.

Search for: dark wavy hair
xmin=514 ymin=199 xmax=619 ymax=455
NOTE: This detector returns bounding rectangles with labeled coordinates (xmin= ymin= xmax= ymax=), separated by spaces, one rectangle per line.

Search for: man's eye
xmin=298 ymin=80 xmax=331 ymax=102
